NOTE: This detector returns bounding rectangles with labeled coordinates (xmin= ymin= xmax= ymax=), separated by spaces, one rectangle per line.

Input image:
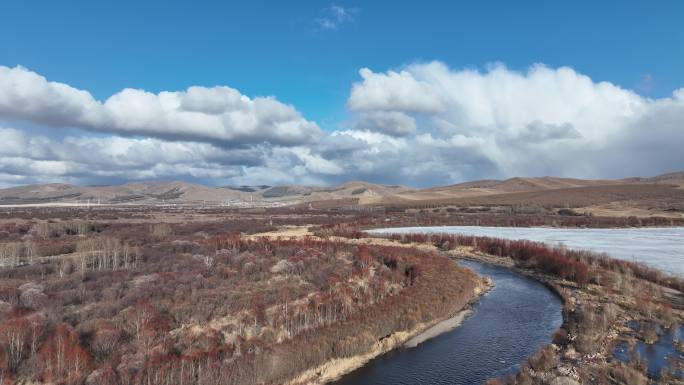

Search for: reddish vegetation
xmin=372 ymin=232 xmax=683 ymax=384
xmin=383 ymin=232 xmax=684 ymax=292
xmin=312 ymin=209 xmax=684 ymax=232
xmin=0 ymin=219 xmax=479 ymax=385
xmin=2 ymin=202 xmax=683 ymax=234
xmin=0 ymin=206 xmax=681 ymax=384
xmin=390 ymin=233 xmax=591 ymax=285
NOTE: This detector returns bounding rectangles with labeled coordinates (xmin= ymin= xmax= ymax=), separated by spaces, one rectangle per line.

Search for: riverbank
xmin=256 ymin=226 xmax=684 ymax=383
xmin=404 ymin=309 xmax=473 ymax=348
xmin=247 ymin=228 xmax=493 ymax=385
xmin=284 ymin=278 xmax=491 ymax=385
xmin=372 ymin=231 xmax=684 ymax=384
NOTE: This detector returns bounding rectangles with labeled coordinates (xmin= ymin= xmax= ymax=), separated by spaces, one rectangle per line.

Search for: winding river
xmin=330 ymin=260 xmax=563 ymax=385
xmin=329 ymin=226 xmax=683 ymax=383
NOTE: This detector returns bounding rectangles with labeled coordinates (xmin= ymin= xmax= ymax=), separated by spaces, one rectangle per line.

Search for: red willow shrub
xmin=385 ymin=232 xmax=684 ymax=292
xmin=388 ymin=232 xmax=592 ymax=285
xmin=472 ymin=237 xmax=590 ymax=286
xmin=0 ymin=229 xmax=481 ymax=385
xmin=38 ymin=323 xmax=91 ymax=384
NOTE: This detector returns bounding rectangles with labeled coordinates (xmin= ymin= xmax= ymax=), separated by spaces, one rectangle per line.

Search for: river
xmin=329 ymin=260 xmax=563 ymax=385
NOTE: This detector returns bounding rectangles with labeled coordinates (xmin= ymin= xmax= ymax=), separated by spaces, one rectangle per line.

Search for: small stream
xmin=329 ymin=260 xmax=563 ymax=385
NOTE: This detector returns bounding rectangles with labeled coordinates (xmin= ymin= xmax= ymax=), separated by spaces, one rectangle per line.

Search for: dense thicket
xmin=382 ymin=232 xmax=684 ymax=292
xmin=0 ymin=221 xmax=478 ymax=385
xmin=376 ymin=232 xmax=683 ymax=384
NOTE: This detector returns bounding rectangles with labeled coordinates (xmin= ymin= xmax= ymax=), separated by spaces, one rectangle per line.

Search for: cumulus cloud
xmin=0 ymin=126 xmax=347 ymax=187
xmin=1 ymin=61 xmax=683 ymax=187
xmin=348 ymin=62 xmax=646 ymax=140
xmin=354 ymin=111 xmax=416 ymax=136
xmin=0 ymin=66 xmax=321 ymax=146
xmin=0 ymin=128 xmax=251 ymax=185
xmin=340 ymin=61 xmax=684 ymax=184
xmin=348 ymin=68 xmax=445 ymax=113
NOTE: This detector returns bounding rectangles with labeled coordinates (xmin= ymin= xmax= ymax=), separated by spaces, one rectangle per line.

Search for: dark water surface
xmin=330 ymin=260 xmax=563 ymax=385
xmin=613 ymin=324 xmax=684 ymax=379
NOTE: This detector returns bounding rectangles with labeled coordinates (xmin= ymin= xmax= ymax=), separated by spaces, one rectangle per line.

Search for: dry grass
xmin=373 ymin=184 xmax=684 ymax=210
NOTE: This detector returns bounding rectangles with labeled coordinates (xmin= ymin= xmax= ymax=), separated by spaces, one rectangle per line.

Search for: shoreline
xmin=261 ymin=226 xmax=681 ymax=383
xmin=404 ymin=308 xmax=473 ymax=349
xmin=366 ymin=224 xmax=684 ymax=231
xmin=404 ymin=274 xmax=494 ymax=349
xmin=374 ymin=234 xmax=684 ymax=382
xmin=285 ymin=276 xmax=492 ymax=385
xmin=366 ymin=226 xmax=684 ymax=278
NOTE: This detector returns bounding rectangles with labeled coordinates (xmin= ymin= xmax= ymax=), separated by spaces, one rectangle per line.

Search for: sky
xmin=0 ymin=0 xmax=683 ymax=187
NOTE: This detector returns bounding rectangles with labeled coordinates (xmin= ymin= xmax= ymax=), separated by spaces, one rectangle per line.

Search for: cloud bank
xmin=0 ymin=62 xmax=682 ymax=187
xmin=0 ymin=66 xmax=320 ymax=146
xmin=342 ymin=62 xmax=683 ymax=183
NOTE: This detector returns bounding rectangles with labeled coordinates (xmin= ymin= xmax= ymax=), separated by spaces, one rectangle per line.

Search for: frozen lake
xmin=368 ymin=226 xmax=684 ymax=277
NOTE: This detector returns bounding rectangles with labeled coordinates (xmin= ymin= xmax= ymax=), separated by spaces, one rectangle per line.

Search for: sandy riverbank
xmin=285 ymin=276 xmax=491 ymax=385
xmin=271 ymin=226 xmax=684 ymax=383
xmin=250 ymin=226 xmax=496 ymax=385
xmin=404 ymin=309 xmax=473 ymax=348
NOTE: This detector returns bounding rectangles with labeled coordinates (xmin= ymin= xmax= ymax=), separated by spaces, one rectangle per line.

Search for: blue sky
xmin=0 ymin=1 xmax=683 ymax=186
xmin=2 ymin=1 xmax=682 ymax=126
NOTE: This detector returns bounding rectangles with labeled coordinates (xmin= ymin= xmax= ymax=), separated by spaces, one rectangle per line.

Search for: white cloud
xmin=348 ymin=67 xmax=445 ymax=113
xmin=0 ymin=61 xmax=683 ymax=187
xmin=354 ymin=111 xmax=416 ymax=136
xmin=316 ymin=5 xmax=355 ymax=30
xmin=349 ymin=62 xmax=647 ymax=141
xmin=341 ymin=61 xmax=684 ymax=184
xmin=0 ymin=128 xmax=255 ymax=185
xmin=0 ymin=127 xmax=346 ymax=187
xmin=288 ymin=147 xmax=344 ymax=175
xmin=0 ymin=66 xmax=321 ymax=146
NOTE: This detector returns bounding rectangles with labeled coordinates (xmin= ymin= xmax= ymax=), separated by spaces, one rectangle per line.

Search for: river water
xmin=329 ymin=260 xmax=563 ymax=385
xmin=368 ymin=226 xmax=684 ymax=277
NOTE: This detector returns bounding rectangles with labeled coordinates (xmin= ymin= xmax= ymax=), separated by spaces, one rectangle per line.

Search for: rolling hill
xmin=0 ymin=172 xmax=682 ymax=217
xmin=0 ymin=180 xmax=411 ymax=207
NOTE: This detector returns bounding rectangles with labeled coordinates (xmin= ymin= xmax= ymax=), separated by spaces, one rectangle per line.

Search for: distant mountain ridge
xmin=0 ymin=172 xmax=682 ymax=208
xmin=0 ymin=180 xmax=412 ymax=206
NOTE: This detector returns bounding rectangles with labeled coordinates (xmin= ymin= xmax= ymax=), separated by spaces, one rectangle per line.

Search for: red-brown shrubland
xmin=0 ymin=219 xmax=479 ymax=385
